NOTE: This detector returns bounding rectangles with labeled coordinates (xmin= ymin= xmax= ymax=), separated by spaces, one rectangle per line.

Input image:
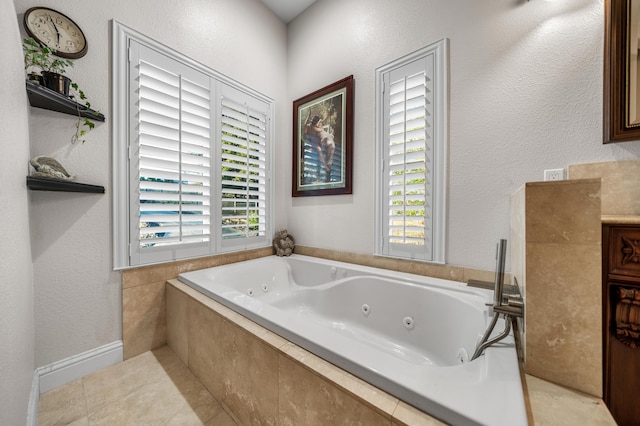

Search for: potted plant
xmin=23 ymin=37 xmax=100 ymax=143
xmin=23 ymin=37 xmax=73 ymax=95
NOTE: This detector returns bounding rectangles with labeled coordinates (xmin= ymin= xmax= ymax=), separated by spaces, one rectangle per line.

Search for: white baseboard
xmin=26 ymin=370 xmax=39 ymax=426
xmin=37 ymin=340 xmax=123 ymax=395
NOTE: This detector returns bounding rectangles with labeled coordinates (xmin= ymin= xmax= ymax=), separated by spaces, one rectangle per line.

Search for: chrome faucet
xmin=470 ymin=239 xmax=523 ymax=361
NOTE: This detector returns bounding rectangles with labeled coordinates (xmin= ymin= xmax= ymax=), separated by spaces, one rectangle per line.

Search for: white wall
xmin=13 ymin=0 xmax=287 ymax=367
xmin=286 ymin=0 xmax=640 ymax=270
xmin=0 ymin=1 xmax=35 ymax=424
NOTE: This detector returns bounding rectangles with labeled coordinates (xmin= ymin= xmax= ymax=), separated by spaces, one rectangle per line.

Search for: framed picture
xmin=292 ymin=75 xmax=354 ymax=196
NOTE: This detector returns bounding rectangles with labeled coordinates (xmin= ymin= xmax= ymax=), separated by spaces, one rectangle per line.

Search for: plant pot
xmin=27 ymin=72 xmax=43 ymax=85
xmin=42 ymin=71 xmax=71 ymax=97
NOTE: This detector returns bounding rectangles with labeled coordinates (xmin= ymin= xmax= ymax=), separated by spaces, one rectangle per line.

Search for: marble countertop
xmin=525 ymin=374 xmax=616 ymax=425
xmin=602 ymin=214 xmax=640 ymax=224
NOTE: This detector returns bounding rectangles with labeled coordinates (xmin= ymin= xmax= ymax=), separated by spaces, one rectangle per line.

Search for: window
xmin=113 ymin=22 xmax=273 ymax=268
xmin=374 ymin=39 xmax=448 ymax=263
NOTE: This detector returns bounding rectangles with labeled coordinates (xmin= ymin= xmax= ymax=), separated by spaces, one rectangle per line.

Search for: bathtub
xmin=178 ymin=254 xmax=527 ymax=425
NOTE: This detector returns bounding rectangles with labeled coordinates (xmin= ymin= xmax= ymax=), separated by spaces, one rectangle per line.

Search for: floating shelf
xmin=25 ymin=80 xmax=105 ymax=122
xmin=26 ymin=176 xmax=105 ymax=193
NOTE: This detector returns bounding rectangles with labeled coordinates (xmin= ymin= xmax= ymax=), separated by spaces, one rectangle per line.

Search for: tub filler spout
xmin=470 ymin=239 xmax=523 ymax=361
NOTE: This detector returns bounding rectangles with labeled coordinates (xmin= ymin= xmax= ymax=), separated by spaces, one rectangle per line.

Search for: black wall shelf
xmin=25 ymin=81 xmax=105 ymax=122
xmin=27 ymin=176 xmax=105 ymax=193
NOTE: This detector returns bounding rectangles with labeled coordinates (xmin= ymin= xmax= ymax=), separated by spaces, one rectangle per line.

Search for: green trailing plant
xmin=23 ymin=37 xmax=100 ymax=144
xmin=70 ymin=83 xmax=98 ymax=144
xmin=23 ymin=37 xmax=73 ymax=75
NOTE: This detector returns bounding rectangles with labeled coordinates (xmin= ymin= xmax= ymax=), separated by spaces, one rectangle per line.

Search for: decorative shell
xmin=29 ymin=156 xmax=74 ymax=181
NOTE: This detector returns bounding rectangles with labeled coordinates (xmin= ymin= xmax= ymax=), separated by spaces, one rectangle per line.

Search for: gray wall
xmin=0 ymin=1 xmax=35 ymax=424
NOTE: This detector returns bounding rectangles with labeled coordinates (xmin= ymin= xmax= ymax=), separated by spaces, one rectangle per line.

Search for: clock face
xmin=24 ymin=7 xmax=87 ymax=59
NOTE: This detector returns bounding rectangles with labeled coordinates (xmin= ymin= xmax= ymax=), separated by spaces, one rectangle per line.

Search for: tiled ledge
xmin=294 ymin=245 xmax=507 ymax=284
xmin=524 ymin=375 xmax=616 ymax=425
xmin=601 ymin=214 xmax=640 ymax=224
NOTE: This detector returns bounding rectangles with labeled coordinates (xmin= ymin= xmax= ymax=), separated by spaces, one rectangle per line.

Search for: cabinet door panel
xmin=605 ymin=279 xmax=640 ymax=425
xmin=608 ymin=227 xmax=640 ymax=279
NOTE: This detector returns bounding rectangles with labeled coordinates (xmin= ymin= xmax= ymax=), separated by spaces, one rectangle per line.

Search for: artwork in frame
xmin=292 ymin=75 xmax=354 ymax=196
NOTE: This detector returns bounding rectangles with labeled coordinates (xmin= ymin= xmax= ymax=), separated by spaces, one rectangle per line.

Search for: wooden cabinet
xmin=603 ymin=224 xmax=640 ymax=426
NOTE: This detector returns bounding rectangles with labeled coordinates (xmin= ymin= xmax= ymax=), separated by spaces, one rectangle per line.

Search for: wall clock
xmin=23 ymin=7 xmax=88 ymax=59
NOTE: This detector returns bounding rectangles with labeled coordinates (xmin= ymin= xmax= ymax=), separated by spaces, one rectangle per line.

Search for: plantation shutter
xmin=377 ymin=39 xmax=447 ymax=264
xmin=383 ymin=58 xmax=433 ymax=260
xmin=218 ymin=84 xmax=269 ymax=248
xmin=114 ymin=23 xmax=274 ymax=269
xmin=130 ymin=42 xmax=212 ymax=265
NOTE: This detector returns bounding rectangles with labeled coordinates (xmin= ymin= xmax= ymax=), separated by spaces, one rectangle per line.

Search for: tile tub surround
xmin=512 ymin=179 xmax=602 ymax=397
xmin=167 ymin=279 xmax=446 ymax=426
xmin=568 ymin=160 xmax=640 ymax=215
xmin=122 ymin=244 xmax=506 ymax=361
xmin=122 ymin=247 xmax=273 ymax=360
xmin=510 ymin=160 xmax=640 ymax=399
xmin=293 ymin=245 xmax=509 ymax=285
xmin=167 ymin=278 xmax=618 ymax=425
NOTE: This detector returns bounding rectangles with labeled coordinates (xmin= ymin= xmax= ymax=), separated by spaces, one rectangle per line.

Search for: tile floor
xmin=37 ymin=346 xmax=237 ymax=426
xmin=37 ymin=343 xmax=618 ymax=425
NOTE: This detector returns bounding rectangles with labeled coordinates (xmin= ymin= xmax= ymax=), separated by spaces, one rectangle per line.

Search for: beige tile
xmin=67 ymin=417 xmax=90 ymax=425
xmin=37 ymin=378 xmax=88 ymax=426
xmin=167 ymin=283 xmax=189 ymax=366
xmin=568 ymin=160 xmax=640 ymax=215
xmin=87 ymin=376 xmax=219 ymax=425
xmin=187 ymin=299 xmax=227 ymax=401
xmin=172 ymin=280 xmax=288 ymax=351
xmin=83 ymin=346 xmax=182 ymax=411
xmin=293 ymin=246 xmax=467 ymax=283
xmin=167 ymin=256 xmax=220 ymax=279
xmin=365 ymin=254 xmax=401 ymax=271
xmin=122 ymin=248 xmax=273 ymax=362
xmin=86 ymin=346 xmax=221 ymax=425
xmin=122 ymin=264 xmax=170 ymax=289
xmin=525 ymin=374 xmax=616 ymax=425
xmin=123 ymin=281 xmax=167 ymax=360
xmin=400 ymin=259 xmax=465 ymax=282
xmin=392 ymin=401 xmax=446 ymax=426
xmin=525 ymin=242 xmax=602 ymax=397
xmin=204 ymin=409 xmax=239 ymax=426
xmin=188 ymin=298 xmax=279 ymax=425
xmin=525 ymin=180 xmax=601 ymax=245
xmin=281 ymin=343 xmax=398 ymax=418
xmin=163 ymin=247 xmax=273 ymax=278
xmin=462 ymin=267 xmax=513 ymax=285
xmin=278 ymin=354 xmax=392 ymax=426
xmin=510 ymin=186 xmax=526 ymax=290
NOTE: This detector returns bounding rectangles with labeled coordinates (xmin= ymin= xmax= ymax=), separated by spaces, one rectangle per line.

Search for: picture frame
xmin=292 ymin=75 xmax=354 ymax=196
xmin=604 ymin=0 xmax=640 ymax=143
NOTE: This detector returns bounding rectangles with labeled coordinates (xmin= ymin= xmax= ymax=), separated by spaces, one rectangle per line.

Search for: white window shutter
xmin=113 ymin=23 xmax=274 ymax=268
xmin=217 ymin=83 xmax=270 ymax=250
xmin=376 ymin=39 xmax=447 ymax=263
xmin=130 ymin=42 xmax=213 ymax=265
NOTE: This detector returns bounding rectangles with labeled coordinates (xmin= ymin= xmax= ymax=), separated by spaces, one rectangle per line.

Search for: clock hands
xmin=47 ymin=15 xmax=61 ymax=47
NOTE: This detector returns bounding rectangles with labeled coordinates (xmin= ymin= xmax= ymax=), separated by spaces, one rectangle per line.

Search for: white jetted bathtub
xmin=178 ymin=254 xmax=527 ymax=425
